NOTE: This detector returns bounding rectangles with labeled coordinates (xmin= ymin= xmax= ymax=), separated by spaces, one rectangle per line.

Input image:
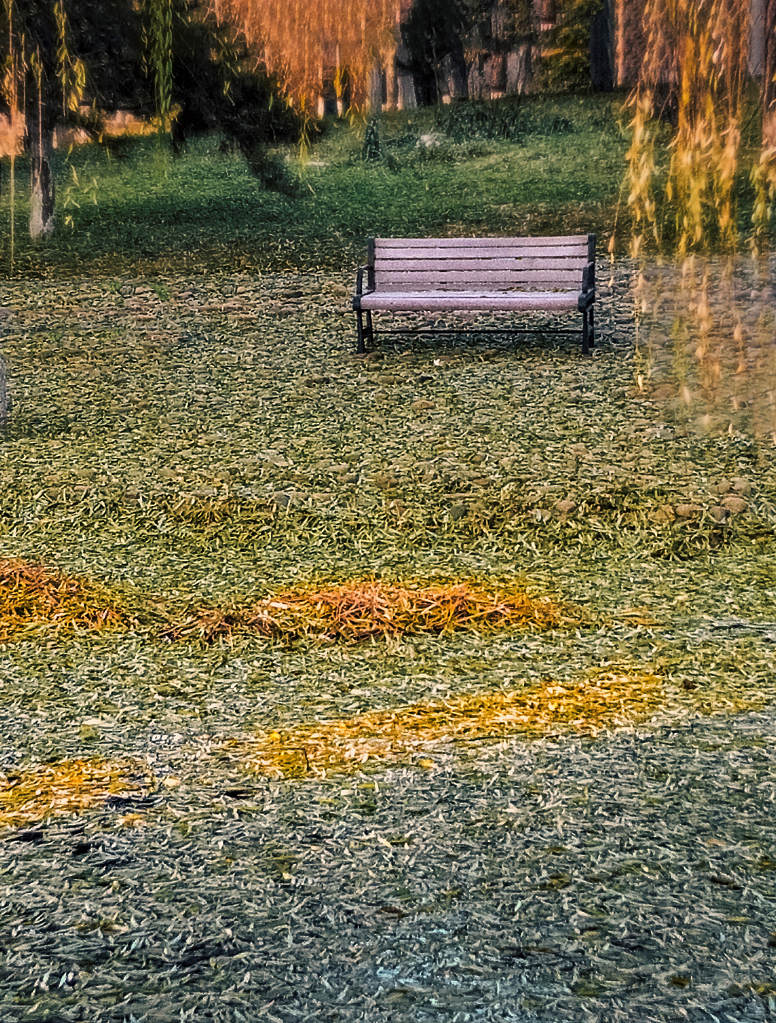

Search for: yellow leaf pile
xmin=228 ymin=669 xmax=664 ymax=778
xmin=0 ymin=758 xmax=154 ymax=830
xmin=0 ymin=558 xmax=136 ymax=643
xmin=165 ymin=581 xmax=568 ymax=644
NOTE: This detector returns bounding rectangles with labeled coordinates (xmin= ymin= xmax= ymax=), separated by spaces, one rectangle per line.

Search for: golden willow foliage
xmin=53 ymin=0 xmax=87 ymax=115
xmin=0 ymin=560 xmax=566 ymax=646
xmin=0 ymin=558 xmax=137 ymax=643
xmin=625 ymin=0 xmax=776 ymax=441
xmin=210 ymin=0 xmax=407 ymax=115
xmin=626 ymin=0 xmax=767 ymax=255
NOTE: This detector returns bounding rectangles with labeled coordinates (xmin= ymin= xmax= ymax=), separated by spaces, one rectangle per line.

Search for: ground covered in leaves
xmin=1 ymin=239 xmax=775 ymax=1018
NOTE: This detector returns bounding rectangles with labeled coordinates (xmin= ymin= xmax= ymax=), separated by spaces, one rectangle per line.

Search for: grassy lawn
xmin=3 ymin=93 xmax=629 ymax=276
xmin=1 ymin=94 xmax=775 ymax=1022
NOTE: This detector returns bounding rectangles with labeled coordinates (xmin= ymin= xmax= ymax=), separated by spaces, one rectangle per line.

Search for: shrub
xmin=361 ymin=117 xmax=382 ymax=162
xmin=436 ymin=98 xmax=575 ymax=142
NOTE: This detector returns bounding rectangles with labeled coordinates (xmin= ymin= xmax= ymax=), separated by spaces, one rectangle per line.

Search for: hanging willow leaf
xmin=211 ymin=0 xmax=407 ymax=116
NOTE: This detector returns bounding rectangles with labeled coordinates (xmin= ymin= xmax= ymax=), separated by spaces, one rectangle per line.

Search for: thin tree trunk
xmin=0 ymin=354 xmax=7 ymax=429
xmin=29 ymin=86 xmax=56 ymax=240
xmin=0 ymin=310 xmax=8 ymax=428
xmin=368 ymin=65 xmax=383 ymax=113
xmin=763 ymin=0 xmax=776 ymax=147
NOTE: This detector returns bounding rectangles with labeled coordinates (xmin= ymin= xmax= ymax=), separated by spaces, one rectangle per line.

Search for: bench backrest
xmin=369 ymin=235 xmax=594 ymax=293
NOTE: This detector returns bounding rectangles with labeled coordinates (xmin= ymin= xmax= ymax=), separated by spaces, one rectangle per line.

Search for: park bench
xmin=352 ymin=234 xmax=596 ymax=354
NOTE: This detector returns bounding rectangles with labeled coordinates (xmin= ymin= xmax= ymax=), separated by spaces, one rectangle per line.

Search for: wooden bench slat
xmin=376 ymin=270 xmax=583 ymax=289
xmin=376 ymin=249 xmax=588 ymax=259
xmin=360 ymin=290 xmax=580 ymax=311
xmin=375 ymin=257 xmax=587 ymax=273
xmin=376 ymin=252 xmax=588 ymax=268
xmin=376 ymin=241 xmax=588 ymax=253
xmin=375 ymin=235 xmax=589 ymax=248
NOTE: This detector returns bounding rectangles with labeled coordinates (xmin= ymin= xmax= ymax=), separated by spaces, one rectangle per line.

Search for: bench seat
xmin=359 ymin=289 xmax=580 ymax=312
xmin=352 ymin=234 xmax=596 ymax=353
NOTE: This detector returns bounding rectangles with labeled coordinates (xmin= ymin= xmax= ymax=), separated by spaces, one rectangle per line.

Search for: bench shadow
xmin=362 ymin=319 xmax=587 ymax=359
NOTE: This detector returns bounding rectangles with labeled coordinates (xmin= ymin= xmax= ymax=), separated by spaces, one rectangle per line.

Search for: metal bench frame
xmin=352 ymin=234 xmax=596 ymax=354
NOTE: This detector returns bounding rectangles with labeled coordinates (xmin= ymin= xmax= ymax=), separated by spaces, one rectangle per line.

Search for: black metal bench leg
xmin=356 ymin=310 xmax=365 ymax=353
xmin=366 ymin=311 xmax=374 ymax=347
xmin=582 ymin=309 xmax=590 ymax=355
xmin=589 ymin=305 xmax=595 ymax=348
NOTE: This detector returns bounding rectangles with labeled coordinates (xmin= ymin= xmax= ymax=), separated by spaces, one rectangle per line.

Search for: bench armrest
xmin=578 ymin=260 xmax=596 ymax=310
xmin=352 ymin=265 xmax=374 ymax=310
xmin=582 ymin=260 xmax=595 ymax=291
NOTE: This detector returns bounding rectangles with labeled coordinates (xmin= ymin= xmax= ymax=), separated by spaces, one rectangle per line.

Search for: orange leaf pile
xmin=164 ymin=580 xmax=568 ymax=644
xmin=0 ymin=558 xmax=136 ymax=643
xmin=226 ymin=669 xmax=663 ymax=778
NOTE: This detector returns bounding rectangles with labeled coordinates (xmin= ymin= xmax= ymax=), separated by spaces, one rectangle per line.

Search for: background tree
xmin=1 ymin=0 xmax=155 ymax=239
xmin=211 ymin=0 xmax=401 ymax=117
xmin=753 ymin=0 xmax=776 ymax=147
xmin=623 ymin=0 xmax=776 ymax=443
xmin=589 ymin=0 xmax=613 ymax=91
xmin=401 ymin=0 xmax=469 ymax=104
xmin=5 ymin=0 xmax=61 ymax=238
xmin=166 ymin=2 xmax=301 ymax=191
xmin=539 ymin=0 xmax=606 ymax=91
xmin=0 ymin=0 xmax=304 ymax=241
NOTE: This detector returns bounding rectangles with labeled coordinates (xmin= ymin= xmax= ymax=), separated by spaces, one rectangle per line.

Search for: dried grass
xmin=0 ymin=558 xmax=136 ymax=643
xmin=228 ymin=669 xmax=664 ymax=778
xmin=0 ymin=758 xmax=154 ymax=830
xmin=165 ymin=581 xmax=568 ymax=645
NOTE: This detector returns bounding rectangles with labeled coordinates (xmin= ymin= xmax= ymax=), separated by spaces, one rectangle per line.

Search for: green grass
xmin=1 ymin=93 xmax=629 ymax=277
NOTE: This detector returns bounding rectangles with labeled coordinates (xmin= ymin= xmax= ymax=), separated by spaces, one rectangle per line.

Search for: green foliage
xmin=63 ymin=0 xmax=147 ymax=111
xmin=436 ymin=97 xmax=575 ymax=142
xmin=539 ymin=0 xmax=604 ymax=92
xmin=146 ymin=0 xmax=173 ymax=122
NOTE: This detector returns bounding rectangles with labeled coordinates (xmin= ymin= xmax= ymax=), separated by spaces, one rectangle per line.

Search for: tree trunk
xmin=763 ymin=0 xmax=776 ymax=147
xmin=590 ymin=0 xmax=615 ymax=91
xmin=368 ymin=66 xmax=384 ymax=113
xmin=384 ymin=52 xmax=397 ymax=109
xmin=614 ymin=0 xmax=646 ymax=88
xmin=0 ymin=355 xmax=7 ymax=429
xmin=506 ymin=45 xmax=533 ymax=95
xmin=750 ymin=0 xmax=766 ymax=76
xmin=28 ymin=90 xmax=57 ymax=240
xmin=0 ymin=310 xmax=8 ymax=429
